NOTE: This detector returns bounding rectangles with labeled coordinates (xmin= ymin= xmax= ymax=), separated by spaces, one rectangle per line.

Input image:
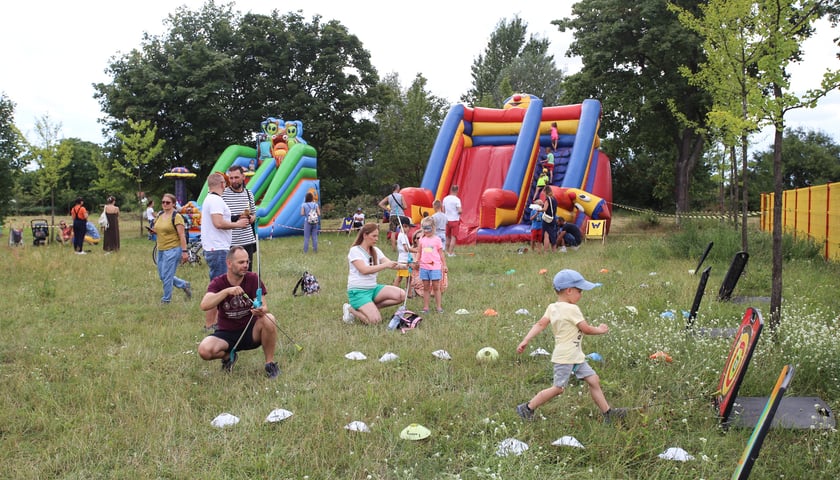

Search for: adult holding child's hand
xmin=342 ymin=223 xmax=406 ymax=325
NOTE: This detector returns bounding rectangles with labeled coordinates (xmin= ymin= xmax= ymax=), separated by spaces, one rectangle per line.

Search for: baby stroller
xmin=9 ymin=226 xmax=24 ymax=247
xmin=31 ymin=219 xmax=49 ymax=246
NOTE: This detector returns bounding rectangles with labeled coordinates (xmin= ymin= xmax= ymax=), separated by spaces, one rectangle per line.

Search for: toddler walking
xmin=515 ymin=269 xmax=627 ymax=423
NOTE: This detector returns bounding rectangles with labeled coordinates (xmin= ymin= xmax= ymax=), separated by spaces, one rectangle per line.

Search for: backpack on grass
xmin=387 ymin=306 xmax=423 ymax=332
xmin=293 ymin=271 xmax=320 ymax=296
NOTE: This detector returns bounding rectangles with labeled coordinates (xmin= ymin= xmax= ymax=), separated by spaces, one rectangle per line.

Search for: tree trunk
xmin=729 ymin=145 xmax=737 ymax=225
xmin=740 ymin=133 xmax=749 ymax=252
xmin=674 ymin=128 xmax=705 ymax=214
xmin=770 ymin=85 xmax=784 ymax=330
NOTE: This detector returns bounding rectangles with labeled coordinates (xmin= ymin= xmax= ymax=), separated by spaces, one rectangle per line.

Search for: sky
xmin=2 ymin=1 xmax=839 ymax=150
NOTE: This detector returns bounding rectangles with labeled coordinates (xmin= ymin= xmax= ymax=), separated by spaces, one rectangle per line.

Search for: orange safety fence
xmin=760 ymin=182 xmax=840 ymax=263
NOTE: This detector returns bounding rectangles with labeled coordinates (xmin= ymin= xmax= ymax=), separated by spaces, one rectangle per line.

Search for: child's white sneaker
xmin=559 ymin=246 xmax=567 ymax=253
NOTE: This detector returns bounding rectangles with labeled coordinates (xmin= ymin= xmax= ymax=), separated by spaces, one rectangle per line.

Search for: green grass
xmin=2 ymin=217 xmax=838 ymax=479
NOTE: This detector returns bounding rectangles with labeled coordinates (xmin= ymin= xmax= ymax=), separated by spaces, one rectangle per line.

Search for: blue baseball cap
xmin=553 ymin=269 xmax=601 ymax=291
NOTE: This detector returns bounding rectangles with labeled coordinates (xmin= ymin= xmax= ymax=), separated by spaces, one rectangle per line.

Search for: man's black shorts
xmin=212 ymin=321 xmax=260 ymax=351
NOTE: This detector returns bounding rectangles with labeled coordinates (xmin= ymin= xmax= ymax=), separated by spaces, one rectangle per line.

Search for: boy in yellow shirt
xmin=515 ymin=269 xmax=627 ymax=423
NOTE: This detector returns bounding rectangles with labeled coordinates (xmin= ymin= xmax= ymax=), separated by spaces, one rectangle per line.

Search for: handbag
xmin=541 ymin=198 xmax=554 ymax=224
xmin=98 ymin=207 xmax=109 ymax=229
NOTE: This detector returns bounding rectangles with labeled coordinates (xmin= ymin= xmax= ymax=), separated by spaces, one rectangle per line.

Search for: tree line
xmin=2 ymin=1 xmax=838 ymax=227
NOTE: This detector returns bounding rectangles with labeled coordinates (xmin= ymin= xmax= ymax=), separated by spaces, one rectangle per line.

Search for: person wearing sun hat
xmin=515 ymin=269 xmax=627 ymax=423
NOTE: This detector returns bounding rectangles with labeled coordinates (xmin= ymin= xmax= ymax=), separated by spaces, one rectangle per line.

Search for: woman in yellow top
xmin=153 ymin=193 xmax=192 ymax=304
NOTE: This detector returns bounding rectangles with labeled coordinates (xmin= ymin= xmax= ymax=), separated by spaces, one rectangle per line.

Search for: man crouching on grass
xmin=197 ymin=246 xmax=280 ymax=379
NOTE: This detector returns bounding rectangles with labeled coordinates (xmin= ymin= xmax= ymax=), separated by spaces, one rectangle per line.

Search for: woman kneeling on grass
xmin=342 ymin=223 xmax=406 ymax=325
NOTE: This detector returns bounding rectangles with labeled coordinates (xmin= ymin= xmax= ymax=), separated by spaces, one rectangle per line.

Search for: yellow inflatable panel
xmin=472 ymin=122 xmax=524 ymax=136
xmin=539 ymin=120 xmax=580 ymax=135
xmin=494 ymin=208 xmax=519 ymax=228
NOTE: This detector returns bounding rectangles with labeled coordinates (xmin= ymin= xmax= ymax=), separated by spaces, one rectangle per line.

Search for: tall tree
xmin=369 ymin=73 xmax=448 ymax=190
xmin=94 ymin=2 xmax=381 ymax=201
xmin=555 ymin=0 xmax=712 ymax=213
xmin=463 ymin=16 xmax=558 ymax=107
xmin=671 ymin=0 xmax=765 ymax=251
xmin=684 ymin=0 xmax=840 ymax=328
xmin=0 ymin=93 xmax=27 ymax=224
xmin=30 ymin=115 xmax=73 ymax=224
xmin=112 ymin=118 xmax=165 ymax=235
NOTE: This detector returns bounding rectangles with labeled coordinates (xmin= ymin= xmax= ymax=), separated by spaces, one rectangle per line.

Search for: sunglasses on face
xmin=161 ymin=201 xmax=173 ymax=205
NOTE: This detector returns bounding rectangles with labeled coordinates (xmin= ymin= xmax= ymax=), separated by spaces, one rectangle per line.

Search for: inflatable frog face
xmin=285 ymin=122 xmax=299 ymax=146
xmin=261 ymin=117 xmax=282 ymax=137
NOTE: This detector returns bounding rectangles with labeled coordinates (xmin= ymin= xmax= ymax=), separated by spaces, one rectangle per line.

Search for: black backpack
xmin=293 ymin=271 xmax=320 ymax=296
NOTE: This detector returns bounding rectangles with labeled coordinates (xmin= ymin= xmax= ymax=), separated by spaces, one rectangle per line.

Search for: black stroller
xmin=31 ymin=219 xmax=49 ymax=246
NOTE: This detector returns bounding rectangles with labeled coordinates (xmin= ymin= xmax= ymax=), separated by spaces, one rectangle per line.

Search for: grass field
xmin=2 ymin=215 xmax=838 ymax=479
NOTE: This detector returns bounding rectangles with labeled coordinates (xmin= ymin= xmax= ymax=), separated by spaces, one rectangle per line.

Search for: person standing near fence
xmin=222 ymin=166 xmax=257 ymax=270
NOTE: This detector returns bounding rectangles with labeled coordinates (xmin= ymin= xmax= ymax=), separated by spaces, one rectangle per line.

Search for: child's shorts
xmin=530 ymin=228 xmax=543 ymax=242
xmin=553 ymin=362 xmax=596 ymax=388
xmin=397 ymin=268 xmax=409 ymax=278
xmin=419 ymin=268 xmax=442 ymax=281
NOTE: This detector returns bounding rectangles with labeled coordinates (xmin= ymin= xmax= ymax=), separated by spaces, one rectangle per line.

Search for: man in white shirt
xmin=441 ymin=185 xmax=462 ymax=256
xmin=201 ymin=172 xmax=250 ymax=330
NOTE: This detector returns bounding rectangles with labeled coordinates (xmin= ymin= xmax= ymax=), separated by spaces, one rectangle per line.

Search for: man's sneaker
xmin=183 ymin=282 xmax=192 ymax=300
xmin=516 ymin=402 xmax=535 ymax=421
xmin=571 ymin=245 xmax=580 ymax=251
xmin=559 ymin=246 xmax=567 ymax=253
xmin=265 ymin=362 xmax=281 ymax=379
xmin=603 ymin=407 xmax=628 ymax=424
xmin=342 ymin=303 xmax=355 ymax=324
xmin=221 ymin=352 xmax=237 ymax=373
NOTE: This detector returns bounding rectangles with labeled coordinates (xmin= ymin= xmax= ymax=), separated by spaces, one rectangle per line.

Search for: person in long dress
xmin=103 ymin=196 xmax=120 ymax=252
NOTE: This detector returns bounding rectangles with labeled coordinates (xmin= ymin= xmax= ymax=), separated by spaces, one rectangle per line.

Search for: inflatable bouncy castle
xmin=192 ymin=117 xmax=319 ymax=239
xmin=399 ymin=95 xmax=612 ymax=243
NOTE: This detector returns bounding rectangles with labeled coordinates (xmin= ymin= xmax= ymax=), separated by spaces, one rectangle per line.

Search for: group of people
xmin=61 ymin=171 xmax=620 ymax=417
xmin=188 ymin=167 xmax=280 ymax=378
xmin=528 ymin=188 xmax=583 ymax=254
xmin=378 ymin=184 xmax=462 ymax=257
xmin=339 ymin=216 xmax=622 ymax=423
xmin=63 ymin=196 xmax=121 ymax=253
